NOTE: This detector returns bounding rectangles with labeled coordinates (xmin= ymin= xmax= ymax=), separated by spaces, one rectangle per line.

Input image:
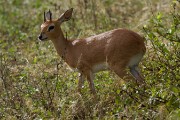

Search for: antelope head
xmin=38 ymin=8 xmax=73 ymax=41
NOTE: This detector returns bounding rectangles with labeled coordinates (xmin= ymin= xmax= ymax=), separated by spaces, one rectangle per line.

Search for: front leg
xmin=86 ymin=71 xmax=96 ymax=94
xmin=78 ymin=73 xmax=85 ymax=93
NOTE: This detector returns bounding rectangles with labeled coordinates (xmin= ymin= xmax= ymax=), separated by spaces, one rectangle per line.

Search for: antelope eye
xmin=48 ymin=26 xmax=54 ymax=31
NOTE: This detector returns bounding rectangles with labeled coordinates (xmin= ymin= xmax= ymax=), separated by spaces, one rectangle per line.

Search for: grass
xmin=0 ymin=0 xmax=179 ymax=119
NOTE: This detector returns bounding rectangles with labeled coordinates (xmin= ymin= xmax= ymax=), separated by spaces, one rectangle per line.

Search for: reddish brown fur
xmin=39 ymin=9 xmax=146 ymax=94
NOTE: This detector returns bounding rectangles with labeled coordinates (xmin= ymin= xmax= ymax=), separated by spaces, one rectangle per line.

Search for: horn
xmin=44 ymin=11 xmax=46 ymax=22
xmin=49 ymin=9 xmax=52 ymax=21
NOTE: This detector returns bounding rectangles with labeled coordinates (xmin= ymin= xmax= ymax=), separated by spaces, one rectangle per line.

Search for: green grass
xmin=0 ymin=0 xmax=179 ymax=119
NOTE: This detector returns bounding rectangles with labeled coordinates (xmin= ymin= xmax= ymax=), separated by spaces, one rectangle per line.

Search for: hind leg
xmin=109 ymin=63 xmax=127 ymax=79
xmin=129 ymin=65 xmax=145 ymax=84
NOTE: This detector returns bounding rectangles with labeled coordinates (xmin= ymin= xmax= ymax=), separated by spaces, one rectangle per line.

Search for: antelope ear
xmin=58 ymin=8 xmax=73 ymax=23
xmin=45 ymin=10 xmax=52 ymax=21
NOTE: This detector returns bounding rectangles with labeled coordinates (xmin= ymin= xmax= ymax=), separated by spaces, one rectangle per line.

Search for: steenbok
xmin=38 ymin=8 xmax=146 ymax=94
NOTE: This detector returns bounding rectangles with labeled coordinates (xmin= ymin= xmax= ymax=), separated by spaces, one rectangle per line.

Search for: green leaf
xmin=33 ymin=57 xmax=37 ymax=64
xmin=116 ymin=89 xmax=121 ymax=94
xmin=157 ymin=13 xmax=162 ymax=20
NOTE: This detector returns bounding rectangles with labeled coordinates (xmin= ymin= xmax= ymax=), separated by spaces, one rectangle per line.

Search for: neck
xmin=51 ymin=28 xmax=69 ymax=58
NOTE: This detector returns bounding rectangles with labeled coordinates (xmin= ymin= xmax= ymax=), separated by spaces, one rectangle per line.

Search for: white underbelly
xmin=92 ymin=63 xmax=109 ymax=73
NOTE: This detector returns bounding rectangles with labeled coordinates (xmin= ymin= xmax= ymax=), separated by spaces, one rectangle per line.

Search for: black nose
xmin=38 ymin=35 xmax=42 ymax=40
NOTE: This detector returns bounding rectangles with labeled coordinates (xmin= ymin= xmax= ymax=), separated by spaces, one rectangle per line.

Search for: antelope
xmin=38 ymin=8 xmax=146 ymax=94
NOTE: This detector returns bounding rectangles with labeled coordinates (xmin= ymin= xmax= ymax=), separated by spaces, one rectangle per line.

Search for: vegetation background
xmin=0 ymin=0 xmax=179 ymax=119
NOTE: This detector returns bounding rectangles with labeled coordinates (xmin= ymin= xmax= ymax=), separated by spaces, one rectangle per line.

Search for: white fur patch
xmin=128 ymin=53 xmax=144 ymax=67
xmin=92 ymin=62 xmax=109 ymax=73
